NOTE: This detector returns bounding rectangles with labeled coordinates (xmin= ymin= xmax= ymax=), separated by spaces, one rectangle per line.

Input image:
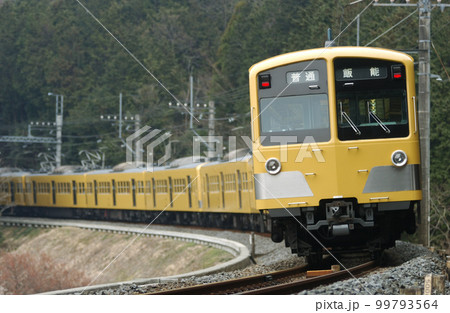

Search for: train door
xmin=9 ymin=181 xmax=14 ymax=203
xmin=72 ymin=180 xmax=77 ymax=205
xmin=94 ymin=180 xmax=98 ymax=206
xmin=131 ymin=179 xmax=136 ymax=207
xmin=112 ymin=179 xmax=116 ymax=206
xmin=51 ymin=181 xmax=56 ymax=205
xmin=168 ymin=177 xmax=173 ymax=208
xmin=220 ymin=172 xmax=225 ymax=209
xmin=205 ymin=174 xmax=210 ymax=208
xmin=152 ymin=178 xmax=156 ymax=208
xmin=236 ymin=170 xmax=242 ymax=209
xmin=187 ymin=176 xmax=192 ymax=208
xmin=32 ymin=181 xmax=37 ymax=204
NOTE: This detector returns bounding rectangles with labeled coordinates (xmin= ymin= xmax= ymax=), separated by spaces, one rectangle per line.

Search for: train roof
xmin=0 ymin=171 xmax=31 ymax=177
xmin=200 ymin=155 xmax=252 ymax=168
xmin=249 ymin=46 xmax=414 ymax=74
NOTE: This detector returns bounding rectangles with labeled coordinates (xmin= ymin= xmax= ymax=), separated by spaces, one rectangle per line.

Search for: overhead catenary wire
xmin=74 ymin=0 xmax=198 ymax=124
xmin=364 ymin=8 xmax=418 ymax=47
xmin=431 ymin=41 xmax=450 ymax=81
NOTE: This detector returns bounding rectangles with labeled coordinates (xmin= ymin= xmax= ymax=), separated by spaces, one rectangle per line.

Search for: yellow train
xmin=0 ymin=155 xmax=259 ymax=230
xmin=249 ymin=47 xmax=421 ymax=264
xmin=1 ymin=47 xmax=421 ymax=266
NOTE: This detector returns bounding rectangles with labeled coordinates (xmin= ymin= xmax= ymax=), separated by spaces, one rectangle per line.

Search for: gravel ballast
xmin=298 ymin=241 xmax=449 ymax=295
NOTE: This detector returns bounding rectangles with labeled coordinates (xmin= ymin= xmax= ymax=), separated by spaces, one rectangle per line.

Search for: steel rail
xmin=240 ymin=260 xmax=378 ymax=295
xmin=149 ymin=260 xmax=377 ymax=295
xmin=148 ymin=264 xmax=309 ymax=295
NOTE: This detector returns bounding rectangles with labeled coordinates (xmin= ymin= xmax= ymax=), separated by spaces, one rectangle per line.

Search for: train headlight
xmin=265 ymin=158 xmax=281 ymax=175
xmin=391 ymin=150 xmax=407 ymax=167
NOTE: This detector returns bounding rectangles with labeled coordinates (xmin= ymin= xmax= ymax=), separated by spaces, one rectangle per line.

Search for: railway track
xmin=148 ymin=260 xmax=378 ymax=295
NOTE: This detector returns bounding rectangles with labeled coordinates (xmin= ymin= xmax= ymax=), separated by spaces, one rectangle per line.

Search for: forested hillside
xmin=0 ymin=0 xmax=448 ymax=192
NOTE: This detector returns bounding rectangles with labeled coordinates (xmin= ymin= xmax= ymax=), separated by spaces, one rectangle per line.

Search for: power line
xmin=75 ymin=0 xmax=198 ymax=124
xmin=431 ymin=41 xmax=450 ymax=80
xmin=364 ymin=8 xmax=418 ymax=46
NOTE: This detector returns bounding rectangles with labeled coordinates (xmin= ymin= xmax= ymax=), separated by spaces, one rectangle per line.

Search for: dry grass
xmin=0 ymin=226 xmax=233 ymax=294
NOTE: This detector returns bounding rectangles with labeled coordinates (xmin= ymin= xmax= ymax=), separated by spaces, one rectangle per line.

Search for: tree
xmin=0 ymin=251 xmax=89 ymax=294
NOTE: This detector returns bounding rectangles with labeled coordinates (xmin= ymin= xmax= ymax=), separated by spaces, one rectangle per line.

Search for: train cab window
xmin=260 ymin=94 xmax=330 ymax=145
xmin=257 ymin=59 xmax=329 ymax=146
xmin=334 ymin=58 xmax=409 ymax=141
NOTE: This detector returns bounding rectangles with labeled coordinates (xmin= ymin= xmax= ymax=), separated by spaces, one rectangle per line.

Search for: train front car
xmin=249 ymin=47 xmax=421 ymax=265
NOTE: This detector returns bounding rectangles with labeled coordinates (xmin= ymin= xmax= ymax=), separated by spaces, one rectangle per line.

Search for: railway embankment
xmin=0 ymin=217 xmax=250 ymax=295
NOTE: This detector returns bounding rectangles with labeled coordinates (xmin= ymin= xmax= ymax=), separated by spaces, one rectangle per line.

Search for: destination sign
xmin=286 ymin=70 xmax=319 ymax=84
xmin=335 ymin=66 xmax=388 ymax=81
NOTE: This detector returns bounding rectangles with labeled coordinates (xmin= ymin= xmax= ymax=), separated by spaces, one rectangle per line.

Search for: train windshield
xmin=259 ymin=94 xmax=330 ymax=145
xmin=334 ymin=58 xmax=409 ymax=141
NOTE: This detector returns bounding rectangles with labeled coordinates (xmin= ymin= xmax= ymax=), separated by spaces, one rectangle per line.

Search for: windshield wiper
xmin=367 ymin=101 xmax=391 ymax=134
xmin=340 ymin=102 xmax=361 ymax=135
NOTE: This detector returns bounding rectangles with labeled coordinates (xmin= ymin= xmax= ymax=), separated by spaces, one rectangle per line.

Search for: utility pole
xmin=100 ymin=93 xmax=137 ymax=156
xmin=56 ymin=95 xmax=63 ymax=168
xmin=208 ymin=100 xmax=216 ymax=160
xmin=356 ymin=13 xmax=360 ymax=46
xmin=190 ymin=74 xmax=194 ymax=129
xmin=168 ymin=73 xmax=219 ymax=161
xmin=134 ymin=114 xmax=141 ymax=132
xmin=418 ymin=0 xmax=431 ymax=248
xmin=119 ymin=92 xmax=123 ymax=139
xmin=372 ymin=0 xmax=449 ymax=247
xmin=48 ymin=92 xmax=63 ymax=168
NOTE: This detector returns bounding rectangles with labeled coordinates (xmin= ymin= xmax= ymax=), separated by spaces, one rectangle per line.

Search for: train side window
xmin=156 ymin=179 xmax=168 ymax=194
xmin=87 ymin=183 xmax=93 ymax=194
xmin=137 ymin=181 xmax=145 ymax=194
xmin=78 ymin=183 xmax=85 ymax=194
xmin=173 ymin=178 xmax=186 ymax=194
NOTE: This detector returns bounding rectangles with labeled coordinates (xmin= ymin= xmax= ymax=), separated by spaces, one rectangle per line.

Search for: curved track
xmin=149 ymin=260 xmax=378 ymax=295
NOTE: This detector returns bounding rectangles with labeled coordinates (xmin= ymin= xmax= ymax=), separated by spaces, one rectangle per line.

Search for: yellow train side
xmin=0 ymin=156 xmax=260 ymax=230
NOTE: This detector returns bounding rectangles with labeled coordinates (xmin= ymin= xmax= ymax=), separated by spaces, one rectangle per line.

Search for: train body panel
xmin=85 ymin=170 xmax=114 ymax=210
xmin=28 ymin=175 xmax=53 ymax=208
xmin=0 ymin=157 xmax=259 ymax=229
xmin=150 ymin=165 xmax=200 ymax=213
xmin=0 ymin=172 xmax=29 ymax=207
xmin=199 ymin=157 xmax=257 ymax=215
xmin=249 ymin=47 xmax=422 ymax=263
